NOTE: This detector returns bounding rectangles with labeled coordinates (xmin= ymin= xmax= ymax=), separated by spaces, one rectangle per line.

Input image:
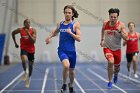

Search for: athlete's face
xmin=128 ymin=23 xmax=135 ymax=32
xmin=64 ymin=8 xmax=73 ymax=21
xmin=109 ymin=13 xmax=118 ymax=24
xmin=24 ymin=19 xmax=30 ymax=29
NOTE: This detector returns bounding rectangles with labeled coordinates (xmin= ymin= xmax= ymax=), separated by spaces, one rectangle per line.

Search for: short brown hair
xmin=128 ymin=21 xmax=135 ymax=27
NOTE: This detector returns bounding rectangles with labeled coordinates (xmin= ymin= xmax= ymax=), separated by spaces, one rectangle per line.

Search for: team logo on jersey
xmin=22 ymin=36 xmax=29 ymax=39
xmin=59 ymin=29 xmax=68 ymax=32
xmin=129 ymin=38 xmax=137 ymax=41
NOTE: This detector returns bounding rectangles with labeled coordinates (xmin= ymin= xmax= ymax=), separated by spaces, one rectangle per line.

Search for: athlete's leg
xmin=25 ymin=60 xmax=34 ymax=88
xmin=27 ymin=53 xmax=34 ymax=77
xmin=21 ymin=55 xmax=27 ymax=71
xmin=105 ymin=53 xmax=114 ymax=89
xmin=67 ymin=51 xmax=76 ymax=93
xmin=20 ymin=50 xmax=28 ymax=72
xmin=114 ymin=64 xmax=120 ymax=83
xmin=69 ymin=68 xmax=75 ymax=93
xmin=62 ymin=59 xmax=70 ymax=84
xmin=127 ymin=62 xmax=131 ymax=73
xmin=68 ymin=51 xmax=76 ymax=87
xmin=104 ymin=48 xmax=114 ymax=82
xmin=20 ymin=50 xmax=28 ymax=81
xmin=58 ymin=50 xmax=70 ymax=92
xmin=132 ymin=53 xmax=138 ymax=78
xmin=126 ymin=53 xmax=133 ymax=77
xmin=60 ymin=59 xmax=70 ymax=92
xmin=103 ymin=48 xmax=114 ymax=88
xmin=28 ymin=61 xmax=34 ymax=77
xmin=114 ymin=64 xmax=120 ymax=75
xmin=107 ymin=57 xmax=114 ymax=82
xmin=113 ymin=49 xmax=121 ymax=83
xmin=25 ymin=52 xmax=34 ymax=88
xmin=69 ymin=68 xmax=75 ymax=87
xmin=107 ymin=56 xmax=114 ymax=89
xmin=113 ymin=49 xmax=121 ymax=75
xmin=127 ymin=62 xmax=131 ymax=77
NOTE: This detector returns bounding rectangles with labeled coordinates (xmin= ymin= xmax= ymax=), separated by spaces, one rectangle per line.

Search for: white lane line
xmin=76 ymin=68 xmax=107 ymax=93
xmin=119 ymin=72 xmax=140 ymax=83
xmin=53 ymin=63 xmax=58 ymax=93
xmin=7 ymin=78 xmax=22 ymax=93
xmin=74 ymin=78 xmax=86 ymax=93
xmin=0 ymin=71 xmax=24 ymax=93
xmin=94 ymin=64 xmax=140 ymax=84
xmin=41 ymin=68 xmax=49 ymax=93
xmin=88 ymin=68 xmax=128 ymax=93
xmin=3 ymin=88 xmax=140 ymax=92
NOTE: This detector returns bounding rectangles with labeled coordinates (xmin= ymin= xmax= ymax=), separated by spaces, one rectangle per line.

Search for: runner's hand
xmin=15 ymin=43 xmax=19 ymax=48
xmin=100 ymin=40 xmax=104 ymax=47
xmin=45 ymin=37 xmax=51 ymax=44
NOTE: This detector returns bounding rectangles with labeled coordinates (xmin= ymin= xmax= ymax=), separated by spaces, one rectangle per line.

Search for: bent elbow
xmin=11 ymin=32 xmax=14 ymax=36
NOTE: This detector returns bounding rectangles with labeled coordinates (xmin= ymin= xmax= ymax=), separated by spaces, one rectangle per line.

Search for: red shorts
xmin=103 ymin=48 xmax=121 ymax=65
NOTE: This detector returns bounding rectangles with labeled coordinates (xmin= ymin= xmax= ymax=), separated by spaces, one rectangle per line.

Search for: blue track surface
xmin=0 ymin=62 xmax=140 ymax=93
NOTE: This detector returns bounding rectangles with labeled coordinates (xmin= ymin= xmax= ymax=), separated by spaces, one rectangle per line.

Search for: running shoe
xmin=134 ymin=74 xmax=138 ymax=79
xmin=107 ymin=82 xmax=112 ymax=89
xmin=127 ymin=72 xmax=130 ymax=80
xmin=25 ymin=77 xmax=31 ymax=88
xmin=68 ymin=83 xmax=75 ymax=93
xmin=127 ymin=72 xmax=130 ymax=77
xmin=22 ymin=72 xmax=27 ymax=81
xmin=61 ymin=84 xmax=67 ymax=93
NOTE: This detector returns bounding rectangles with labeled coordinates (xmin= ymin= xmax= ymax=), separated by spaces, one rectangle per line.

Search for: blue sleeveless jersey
xmin=58 ymin=21 xmax=76 ymax=51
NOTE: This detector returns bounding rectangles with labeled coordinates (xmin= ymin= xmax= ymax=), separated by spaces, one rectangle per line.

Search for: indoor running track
xmin=0 ymin=62 xmax=140 ymax=93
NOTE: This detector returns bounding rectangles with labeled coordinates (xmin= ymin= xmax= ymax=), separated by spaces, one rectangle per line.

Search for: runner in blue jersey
xmin=46 ymin=5 xmax=81 ymax=93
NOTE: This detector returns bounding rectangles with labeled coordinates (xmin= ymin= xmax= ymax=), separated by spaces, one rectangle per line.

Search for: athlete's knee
xmin=22 ymin=59 xmax=27 ymax=63
xmin=63 ymin=63 xmax=69 ymax=70
xmin=21 ymin=55 xmax=27 ymax=62
xmin=64 ymin=65 xmax=69 ymax=71
xmin=133 ymin=59 xmax=137 ymax=63
xmin=114 ymin=64 xmax=120 ymax=73
xmin=108 ymin=57 xmax=114 ymax=64
xmin=62 ymin=60 xmax=70 ymax=70
xmin=105 ymin=54 xmax=114 ymax=64
xmin=108 ymin=63 xmax=113 ymax=70
xmin=69 ymin=69 xmax=75 ymax=75
xmin=29 ymin=61 xmax=34 ymax=66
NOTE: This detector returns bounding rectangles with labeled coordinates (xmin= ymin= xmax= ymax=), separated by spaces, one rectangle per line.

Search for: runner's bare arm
xmin=123 ymin=40 xmax=127 ymax=46
xmin=120 ymin=23 xmax=129 ymax=41
xmin=100 ymin=21 xmax=106 ymax=47
xmin=48 ymin=23 xmax=59 ymax=39
xmin=11 ymin=28 xmax=21 ymax=48
xmin=45 ymin=23 xmax=59 ymax=44
xmin=137 ymin=32 xmax=140 ymax=40
xmin=67 ymin=21 xmax=81 ymax=42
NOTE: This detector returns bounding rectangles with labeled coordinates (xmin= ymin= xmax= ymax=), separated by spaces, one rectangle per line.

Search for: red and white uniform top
xmin=20 ymin=27 xmax=35 ymax=53
xmin=103 ymin=21 xmax=122 ymax=51
xmin=126 ymin=32 xmax=139 ymax=54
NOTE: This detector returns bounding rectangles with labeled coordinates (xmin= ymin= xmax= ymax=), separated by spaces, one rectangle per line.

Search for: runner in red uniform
xmin=12 ymin=19 xmax=36 ymax=88
xmin=100 ymin=8 xmax=128 ymax=89
xmin=123 ymin=22 xmax=140 ymax=79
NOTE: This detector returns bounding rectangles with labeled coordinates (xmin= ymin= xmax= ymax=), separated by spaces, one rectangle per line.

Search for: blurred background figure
xmin=11 ymin=19 xmax=37 ymax=88
xmin=123 ymin=22 xmax=140 ymax=79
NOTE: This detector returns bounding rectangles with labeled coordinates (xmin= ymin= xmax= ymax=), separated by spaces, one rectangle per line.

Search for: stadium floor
xmin=0 ymin=62 xmax=140 ymax=93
